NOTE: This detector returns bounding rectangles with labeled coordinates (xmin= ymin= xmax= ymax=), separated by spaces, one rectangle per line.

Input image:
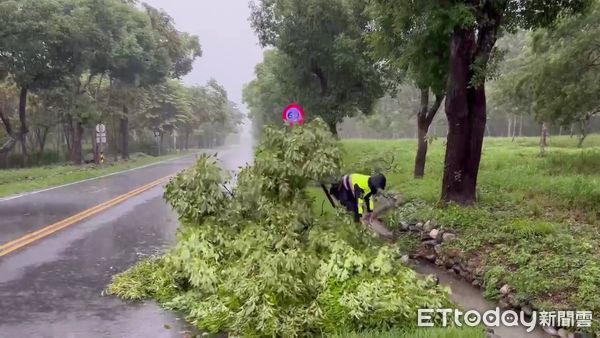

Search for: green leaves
xmin=109 ymin=120 xmax=451 ymax=336
xmin=248 ymin=0 xmax=385 ymax=134
xmin=164 ymin=154 xmax=228 ymax=224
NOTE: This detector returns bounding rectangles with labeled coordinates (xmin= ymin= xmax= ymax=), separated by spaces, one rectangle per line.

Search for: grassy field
xmin=311 ymin=134 xmax=600 ymax=329
xmin=0 ymin=151 xmax=197 ymax=198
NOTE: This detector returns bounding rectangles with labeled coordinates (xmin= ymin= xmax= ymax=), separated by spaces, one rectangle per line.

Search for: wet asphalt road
xmin=0 ymin=144 xmax=253 ymax=338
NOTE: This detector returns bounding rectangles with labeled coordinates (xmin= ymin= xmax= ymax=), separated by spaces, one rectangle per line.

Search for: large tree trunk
xmin=441 ymin=2 xmax=503 ymax=206
xmin=414 ymin=88 xmax=443 ymax=178
xmin=120 ymin=105 xmax=129 ymax=160
xmin=71 ymin=120 xmax=83 ymax=165
xmin=442 ymin=28 xmax=479 ymax=205
xmin=507 ymin=114 xmax=512 ymax=138
xmin=326 ymin=120 xmax=338 ymax=137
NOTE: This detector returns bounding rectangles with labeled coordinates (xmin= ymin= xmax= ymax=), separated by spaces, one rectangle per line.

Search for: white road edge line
xmin=0 ymin=152 xmax=205 ymax=203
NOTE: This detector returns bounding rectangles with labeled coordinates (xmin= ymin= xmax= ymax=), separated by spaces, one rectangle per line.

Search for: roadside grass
xmin=311 ymin=134 xmax=600 ymax=330
xmin=0 ymin=151 xmax=197 ymax=198
xmin=331 ymin=326 xmax=485 ymax=338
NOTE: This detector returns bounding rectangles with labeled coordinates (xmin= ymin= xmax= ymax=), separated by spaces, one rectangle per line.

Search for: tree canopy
xmin=249 ymin=0 xmax=386 ymax=134
xmin=0 ymin=0 xmax=237 ymax=168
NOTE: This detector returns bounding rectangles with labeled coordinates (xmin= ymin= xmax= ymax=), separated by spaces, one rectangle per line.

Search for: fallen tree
xmin=108 ymin=119 xmax=451 ymax=336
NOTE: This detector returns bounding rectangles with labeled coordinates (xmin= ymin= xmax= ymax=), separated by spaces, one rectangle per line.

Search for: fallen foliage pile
xmin=108 ymin=119 xmax=451 ymax=336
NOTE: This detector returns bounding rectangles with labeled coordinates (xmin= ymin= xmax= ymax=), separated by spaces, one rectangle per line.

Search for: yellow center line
xmin=0 ymin=175 xmax=173 ymax=258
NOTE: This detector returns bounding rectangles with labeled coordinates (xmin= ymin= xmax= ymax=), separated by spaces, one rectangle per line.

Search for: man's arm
xmin=354 ymin=184 xmax=365 ymax=216
xmin=364 ymin=192 xmax=374 ymax=213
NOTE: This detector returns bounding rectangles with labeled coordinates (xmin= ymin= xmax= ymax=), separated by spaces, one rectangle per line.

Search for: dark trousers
xmin=331 ymin=181 xmax=360 ymax=222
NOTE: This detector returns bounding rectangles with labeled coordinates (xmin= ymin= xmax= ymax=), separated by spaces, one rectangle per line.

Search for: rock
xmin=421 ymin=240 xmax=437 ymax=248
xmin=434 ymin=244 xmax=443 ymax=255
xmin=423 ymin=220 xmax=433 ymax=232
xmin=425 ymin=274 xmax=440 ymax=286
xmin=416 ymin=222 xmax=424 ymax=230
xmin=446 ymin=248 xmax=461 ymax=258
xmin=500 ymin=284 xmax=511 ymax=295
xmin=442 ymin=232 xmax=457 ymax=242
xmin=408 ymin=224 xmax=419 ymax=232
xmin=472 ymin=280 xmax=481 ymax=287
xmin=420 ymin=232 xmax=432 ymax=241
xmin=498 ymin=298 xmax=510 ymax=309
xmin=429 ymin=229 xmax=440 ymax=240
xmin=447 ymin=268 xmax=454 ymax=273
xmin=399 ymin=221 xmax=410 ymax=231
xmin=486 ymin=334 xmax=500 ymax=338
xmin=400 ymin=255 xmax=410 ymax=265
xmin=542 ymin=327 xmax=558 ymax=336
xmin=506 ymin=293 xmax=520 ymax=308
xmin=521 ymin=305 xmax=533 ymax=317
xmin=424 ymin=254 xmax=436 ymax=262
xmin=557 ymin=328 xmax=568 ymax=338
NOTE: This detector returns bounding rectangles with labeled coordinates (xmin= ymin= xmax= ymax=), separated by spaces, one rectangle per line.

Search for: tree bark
xmin=326 ymin=120 xmax=338 ymax=137
xmin=18 ymin=87 xmax=29 ymax=165
xmin=540 ymin=122 xmax=548 ymax=156
xmin=441 ymin=27 xmax=478 ymax=205
xmin=577 ymin=118 xmax=590 ymax=148
xmin=414 ymin=88 xmax=443 ymax=178
xmin=507 ymin=114 xmax=512 ymax=138
xmin=120 ymin=105 xmax=129 ymax=160
xmin=63 ymin=119 xmax=73 ymax=154
xmin=440 ymin=1 xmax=505 ymax=205
xmin=441 ymin=3 xmax=501 ymax=205
xmin=511 ymin=116 xmax=517 ymax=141
xmin=36 ymin=127 xmax=49 ymax=153
xmin=0 ymin=107 xmax=17 ymax=167
xmin=570 ymin=123 xmax=574 ymax=138
xmin=518 ymin=115 xmax=523 ymax=137
xmin=71 ymin=120 xmax=83 ymax=165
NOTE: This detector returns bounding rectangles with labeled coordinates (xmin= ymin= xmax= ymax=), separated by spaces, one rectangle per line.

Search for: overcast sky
xmin=141 ymin=0 xmax=264 ymax=113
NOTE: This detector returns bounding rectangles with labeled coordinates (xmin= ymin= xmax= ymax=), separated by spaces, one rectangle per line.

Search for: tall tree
xmin=519 ymin=2 xmax=600 ymax=147
xmin=0 ymin=0 xmax=78 ymax=162
xmin=249 ymin=0 xmax=385 ymax=135
xmin=372 ymin=0 xmax=589 ymax=205
xmin=369 ymin=1 xmax=450 ymax=178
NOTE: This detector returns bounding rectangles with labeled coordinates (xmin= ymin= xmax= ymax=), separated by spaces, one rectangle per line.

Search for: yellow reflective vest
xmin=350 ymin=173 xmax=374 ymax=215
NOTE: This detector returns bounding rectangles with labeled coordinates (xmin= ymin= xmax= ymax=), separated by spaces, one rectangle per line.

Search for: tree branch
xmin=425 ymin=94 xmax=444 ymax=125
xmin=311 ymin=65 xmax=328 ymax=95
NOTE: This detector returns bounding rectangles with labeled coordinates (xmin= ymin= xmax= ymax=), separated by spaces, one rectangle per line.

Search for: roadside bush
xmin=108 ymin=119 xmax=451 ymax=336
